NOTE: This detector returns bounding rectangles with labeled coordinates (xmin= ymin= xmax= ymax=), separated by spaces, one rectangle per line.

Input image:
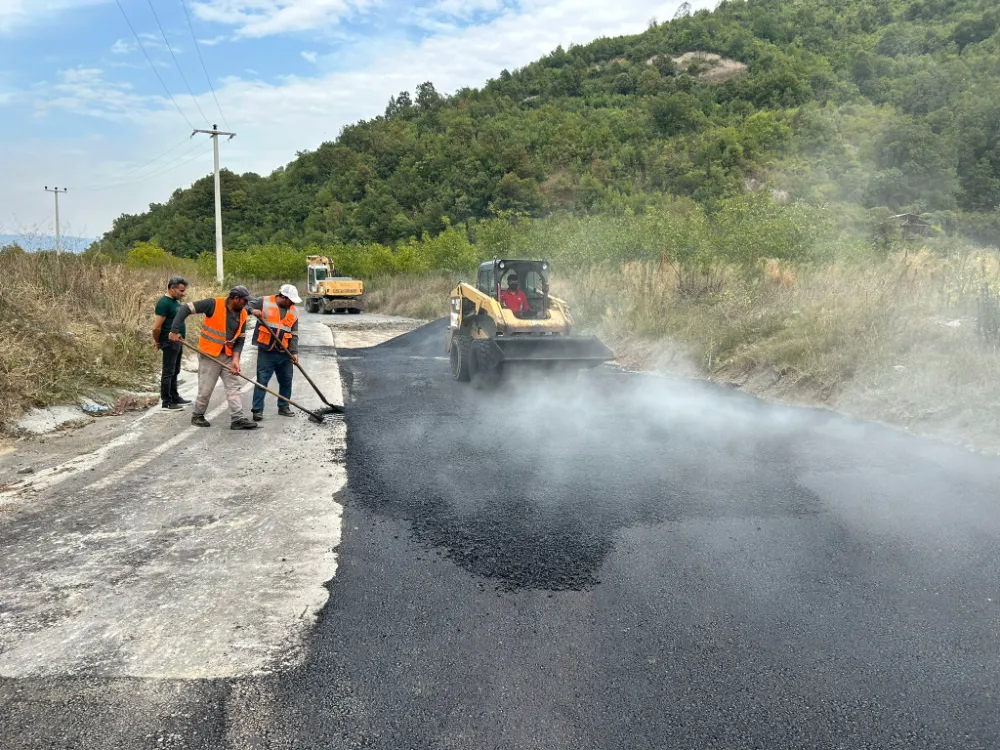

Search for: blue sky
xmin=0 ymin=0 xmax=711 ymax=239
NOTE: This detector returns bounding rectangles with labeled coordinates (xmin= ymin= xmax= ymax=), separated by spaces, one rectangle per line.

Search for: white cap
xmin=278 ymin=284 xmax=302 ymax=304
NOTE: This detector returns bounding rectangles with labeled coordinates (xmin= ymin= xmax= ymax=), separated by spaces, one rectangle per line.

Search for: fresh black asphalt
xmin=5 ymin=318 xmax=1000 ymax=748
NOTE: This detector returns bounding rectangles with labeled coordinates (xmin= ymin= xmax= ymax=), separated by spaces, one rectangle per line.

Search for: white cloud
xmin=405 ymin=0 xmax=507 ymax=33
xmin=301 ymin=50 xmax=319 ymax=63
xmin=198 ymin=35 xmax=228 ymax=46
xmin=110 ymin=38 xmax=134 ymax=54
xmin=191 ymin=0 xmax=379 ymax=38
xmin=2 ymin=0 xmax=717 ymax=235
xmin=432 ymin=0 xmax=504 ymax=17
xmin=136 ymin=32 xmax=182 ymax=53
xmin=0 ymin=0 xmax=108 ymax=35
xmin=0 ymin=71 xmax=15 ymax=106
xmin=33 ymin=66 xmax=169 ymax=122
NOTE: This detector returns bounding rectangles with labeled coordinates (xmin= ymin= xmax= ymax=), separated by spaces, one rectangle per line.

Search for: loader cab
xmin=482 ymin=259 xmax=550 ymax=319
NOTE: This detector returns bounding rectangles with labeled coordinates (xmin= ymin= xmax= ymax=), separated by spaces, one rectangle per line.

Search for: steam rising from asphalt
xmin=344 ymin=320 xmax=1000 ymax=593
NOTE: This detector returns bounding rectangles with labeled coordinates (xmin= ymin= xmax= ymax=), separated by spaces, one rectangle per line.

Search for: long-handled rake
xmin=178 ymin=339 xmax=342 ymax=424
xmin=253 ymin=316 xmax=345 ymax=416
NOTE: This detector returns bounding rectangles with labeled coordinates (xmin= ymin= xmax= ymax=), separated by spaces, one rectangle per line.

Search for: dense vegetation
xmin=93 ymin=0 xmax=1000 ymax=263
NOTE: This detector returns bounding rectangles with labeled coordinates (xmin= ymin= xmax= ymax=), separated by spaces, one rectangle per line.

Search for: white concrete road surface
xmin=0 ymin=315 xmax=345 ymax=679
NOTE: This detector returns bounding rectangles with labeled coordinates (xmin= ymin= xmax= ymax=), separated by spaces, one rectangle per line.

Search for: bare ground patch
xmin=654 ymin=52 xmax=748 ymax=83
xmin=326 ymin=319 xmax=425 ymax=349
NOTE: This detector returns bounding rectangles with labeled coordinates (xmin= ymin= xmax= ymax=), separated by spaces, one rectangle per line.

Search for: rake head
xmin=308 ymin=404 xmax=345 ymax=424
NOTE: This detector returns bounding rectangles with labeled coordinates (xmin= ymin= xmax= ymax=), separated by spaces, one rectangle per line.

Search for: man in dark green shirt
xmin=152 ymin=276 xmax=190 ymax=410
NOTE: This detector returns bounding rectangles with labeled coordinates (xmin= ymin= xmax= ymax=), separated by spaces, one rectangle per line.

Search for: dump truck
xmin=304 ymin=255 xmax=364 ymax=314
xmin=446 ymin=258 xmax=613 ymax=385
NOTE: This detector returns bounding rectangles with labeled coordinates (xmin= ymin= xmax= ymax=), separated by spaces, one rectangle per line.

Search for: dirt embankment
xmin=0 ymin=249 xmax=220 ymax=438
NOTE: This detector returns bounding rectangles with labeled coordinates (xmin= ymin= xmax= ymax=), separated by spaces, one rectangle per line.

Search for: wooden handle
xmin=178 ymin=339 xmax=320 ymax=418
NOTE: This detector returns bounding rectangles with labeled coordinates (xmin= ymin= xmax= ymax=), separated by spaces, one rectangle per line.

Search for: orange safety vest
xmin=257 ymin=295 xmax=298 ymax=351
xmin=198 ymin=297 xmax=247 ymax=357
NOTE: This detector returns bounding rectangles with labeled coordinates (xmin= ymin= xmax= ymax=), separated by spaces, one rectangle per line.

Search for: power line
xmin=83 ymin=144 xmax=212 ymax=192
xmin=179 ymin=0 xmax=230 ymax=129
xmin=114 ymin=0 xmax=194 ymax=129
xmin=75 ymin=136 xmax=197 ymax=190
xmin=139 ymin=142 xmax=213 ymax=180
xmin=145 ymin=0 xmax=210 ymax=126
xmin=140 ymin=138 xmax=212 ymax=178
xmin=77 ymin=135 xmax=194 ymax=189
xmin=78 ymin=141 xmax=213 ymax=192
xmin=115 ymin=138 xmax=211 ymax=182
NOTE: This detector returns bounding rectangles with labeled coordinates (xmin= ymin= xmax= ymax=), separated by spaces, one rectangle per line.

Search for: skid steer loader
xmin=445 ymin=258 xmax=613 ymax=384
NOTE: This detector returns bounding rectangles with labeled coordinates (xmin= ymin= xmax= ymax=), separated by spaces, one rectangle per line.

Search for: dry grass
xmin=363 ymin=272 xmax=460 ymax=319
xmin=0 ymin=248 xmax=220 ymax=428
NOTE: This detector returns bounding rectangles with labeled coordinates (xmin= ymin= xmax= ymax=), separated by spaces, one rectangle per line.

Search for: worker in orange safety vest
xmin=248 ymin=284 xmax=301 ymax=421
xmin=170 ymin=285 xmax=258 ymax=430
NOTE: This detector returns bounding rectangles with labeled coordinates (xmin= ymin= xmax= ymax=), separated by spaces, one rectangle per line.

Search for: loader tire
xmin=451 ymin=334 xmax=471 ymax=382
xmin=471 ymin=339 xmax=502 ymax=389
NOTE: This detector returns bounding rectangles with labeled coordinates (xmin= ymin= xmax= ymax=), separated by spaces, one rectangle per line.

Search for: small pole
xmin=44 ymin=186 xmax=68 ymax=253
xmin=192 ymin=124 xmax=236 ymax=283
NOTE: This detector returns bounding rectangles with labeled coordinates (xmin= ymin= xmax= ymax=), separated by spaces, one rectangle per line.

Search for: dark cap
xmin=229 ymin=285 xmax=251 ymax=300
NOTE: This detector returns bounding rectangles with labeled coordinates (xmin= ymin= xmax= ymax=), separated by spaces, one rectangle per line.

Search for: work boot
xmin=230 ymin=418 xmax=259 ymax=431
xmin=191 ymin=414 xmax=211 ymax=427
xmin=163 ymin=402 xmax=183 ymax=411
xmin=278 ymin=407 xmax=294 ymax=417
xmin=172 ymin=396 xmax=192 ymax=405
xmin=251 ymin=410 xmax=263 ymax=422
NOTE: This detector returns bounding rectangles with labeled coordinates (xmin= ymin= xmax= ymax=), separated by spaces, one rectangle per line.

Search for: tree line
xmin=91 ymin=0 xmax=1000 ymax=261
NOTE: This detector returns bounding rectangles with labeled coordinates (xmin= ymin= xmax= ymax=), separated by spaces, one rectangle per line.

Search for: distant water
xmin=0 ymin=234 xmax=94 ymax=253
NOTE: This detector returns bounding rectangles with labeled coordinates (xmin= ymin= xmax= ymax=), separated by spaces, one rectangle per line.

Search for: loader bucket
xmin=494 ymin=335 xmax=613 ymax=368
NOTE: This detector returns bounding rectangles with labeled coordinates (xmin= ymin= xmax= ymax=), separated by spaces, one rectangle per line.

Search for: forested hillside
xmin=93 ymin=0 xmax=1000 ymax=258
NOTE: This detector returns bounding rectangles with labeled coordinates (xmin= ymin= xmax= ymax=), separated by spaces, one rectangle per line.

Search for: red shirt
xmin=500 ymin=289 xmax=530 ymax=312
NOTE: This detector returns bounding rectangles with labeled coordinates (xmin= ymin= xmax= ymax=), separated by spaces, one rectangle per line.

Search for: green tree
xmin=650 ymin=92 xmax=705 ymax=136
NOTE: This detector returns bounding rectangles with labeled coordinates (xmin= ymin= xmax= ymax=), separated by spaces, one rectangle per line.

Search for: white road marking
xmin=1 ymin=424 xmax=153 ymax=500
xmin=0 ymin=351 xmax=256 ymax=501
xmin=87 ymin=382 xmax=253 ymax=492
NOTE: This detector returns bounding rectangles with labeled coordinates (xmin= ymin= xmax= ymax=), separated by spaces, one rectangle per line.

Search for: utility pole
xmin=44 ymin=186 xmax=68 ymax=253
xmin=192 ymin=124 xmax=236 ymax=283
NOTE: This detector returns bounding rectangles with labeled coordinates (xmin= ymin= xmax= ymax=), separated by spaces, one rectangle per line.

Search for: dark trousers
xmin=253 ymin=348 xmax=294 ymax=413
xmin=160 ymin=340 xmax=182 ymax=405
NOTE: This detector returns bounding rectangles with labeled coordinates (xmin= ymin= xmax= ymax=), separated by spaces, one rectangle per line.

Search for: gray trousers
xmin=193 ymin=352 xmax=246 ymax=421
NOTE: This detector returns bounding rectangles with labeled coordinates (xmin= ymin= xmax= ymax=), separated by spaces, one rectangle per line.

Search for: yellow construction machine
xmin=304 ymin=255 xmax=364 ymax=314
xmin=446 ymin=258 xmax=613 ymax=384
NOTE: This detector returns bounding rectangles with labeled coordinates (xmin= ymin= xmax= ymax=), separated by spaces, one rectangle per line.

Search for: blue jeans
xmin=252 ymin=348 xmax=294 ymax=413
